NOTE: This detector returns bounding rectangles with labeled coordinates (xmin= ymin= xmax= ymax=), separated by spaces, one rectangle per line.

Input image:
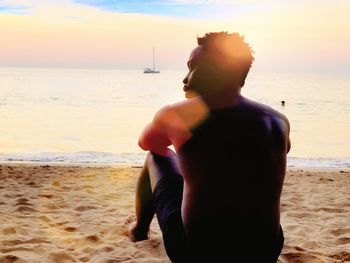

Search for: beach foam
xmin=0 ymin=152 xmax=350 ymax=168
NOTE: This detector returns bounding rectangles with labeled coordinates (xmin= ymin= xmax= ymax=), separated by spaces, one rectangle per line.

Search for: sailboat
xmin=144 ymin=47 xmax=160 ymax=73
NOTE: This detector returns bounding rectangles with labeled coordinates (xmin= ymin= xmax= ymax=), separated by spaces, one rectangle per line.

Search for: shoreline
xmin=1 ymin=160 xmax=350 ymax=169
xmin=0 ymin=161 xmax=349 ymax=170
xmin=0 ymin=161 xmax=143 ymax=168
xmin=1 ymin=152 xmax=350 ymax=169
xmin=0 ymin=164 xmax=349 ymax=262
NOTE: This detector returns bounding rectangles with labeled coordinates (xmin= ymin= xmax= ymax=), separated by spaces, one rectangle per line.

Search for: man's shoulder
xmin=151 ymin=99 xmax=208 ymax=150
xmin=241 ymin=97 xmax=289 ymax=124
xmin=155 ymin=97 xmax=203 ymax=114
xmin=159 ymin=98 xmax=210 ymax=126
xmin=241 ymin=97 xmax=291 ymax=152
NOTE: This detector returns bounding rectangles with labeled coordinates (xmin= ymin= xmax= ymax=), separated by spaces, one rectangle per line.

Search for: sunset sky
xmin=0 ymin=0 xmax=349 ymax=72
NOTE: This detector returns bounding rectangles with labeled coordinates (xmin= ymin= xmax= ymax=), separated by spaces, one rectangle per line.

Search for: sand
xmin=0 ymin=163 xmax=349 ymax=263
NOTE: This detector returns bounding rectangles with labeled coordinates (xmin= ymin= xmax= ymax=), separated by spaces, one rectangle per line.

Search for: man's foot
xmin=121 ymin=215 xmax=149 ymax=242
xmin=128 ymin=222 xmax=149 ymax=242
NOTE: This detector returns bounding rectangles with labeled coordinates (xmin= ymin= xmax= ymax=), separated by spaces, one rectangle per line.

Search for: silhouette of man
xmin=128 ymin=32 xmax=291 ymax=263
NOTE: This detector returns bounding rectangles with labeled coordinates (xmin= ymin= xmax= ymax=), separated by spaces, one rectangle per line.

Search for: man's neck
xmin=203 ymin=88 xmax=242 ymax=110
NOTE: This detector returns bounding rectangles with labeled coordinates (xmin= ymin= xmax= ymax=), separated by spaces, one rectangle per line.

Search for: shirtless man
xmin=128 ymin=32 xmax=291 ymax=263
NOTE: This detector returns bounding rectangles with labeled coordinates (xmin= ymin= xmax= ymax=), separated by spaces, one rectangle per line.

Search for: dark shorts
xmin=151 ymin=154 xmax=284 ymax=263
xmin=151 ymin=154 xmax=187 ymax=263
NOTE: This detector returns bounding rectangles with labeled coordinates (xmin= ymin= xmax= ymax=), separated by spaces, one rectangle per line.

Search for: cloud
xmin=72 ymin=0 xmax=261 ymax=19
xmin=0 ymin=0 xmax=290 ymax=19
xmin=0 ymin=1 xmax=28 ymax=14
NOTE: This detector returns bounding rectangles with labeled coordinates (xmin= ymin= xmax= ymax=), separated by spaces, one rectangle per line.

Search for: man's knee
xmin=146 ymin=152 xmax=180 ymax=191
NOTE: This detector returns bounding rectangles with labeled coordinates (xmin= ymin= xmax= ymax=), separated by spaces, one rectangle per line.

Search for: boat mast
xmin=152 ymin=47 xmax=155 ymax=71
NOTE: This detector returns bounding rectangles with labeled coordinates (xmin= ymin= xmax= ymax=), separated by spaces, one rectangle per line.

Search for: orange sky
xmin=0 ymin=0 xmax=349 ymax=72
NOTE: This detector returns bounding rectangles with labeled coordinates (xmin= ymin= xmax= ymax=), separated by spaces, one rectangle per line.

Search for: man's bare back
xmin=176 ymin=95 xmax=290 ymax=239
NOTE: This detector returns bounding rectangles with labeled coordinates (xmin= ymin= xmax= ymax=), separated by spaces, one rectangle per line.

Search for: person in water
xmin=128 ymin=32 xmax=291 ymax=263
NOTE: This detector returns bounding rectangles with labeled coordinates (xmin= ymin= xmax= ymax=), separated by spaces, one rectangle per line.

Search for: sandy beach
xmin=0 ymin=163 xmax=349 ymax=263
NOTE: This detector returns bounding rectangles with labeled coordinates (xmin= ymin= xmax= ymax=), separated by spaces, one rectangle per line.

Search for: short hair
xmin=197 ymin=32 xmax=254 ymax=86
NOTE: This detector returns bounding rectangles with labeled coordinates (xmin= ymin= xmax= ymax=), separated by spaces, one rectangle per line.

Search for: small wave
xmin=287 ymin=157 xmax=350 ymax=168
xmin=0 ymin=152 xmax=349 ymax=168
xmin=0 ymin=152 xmax=146 ymax=165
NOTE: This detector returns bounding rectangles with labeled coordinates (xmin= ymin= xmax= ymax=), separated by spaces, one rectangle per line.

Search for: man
xmin=128 ymin=32 xmax=291 ymax=263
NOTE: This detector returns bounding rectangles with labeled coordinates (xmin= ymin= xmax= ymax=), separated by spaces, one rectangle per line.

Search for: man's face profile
xmin=183 ymin=46 xmax=221 ymax=98
xmin=183 ymin=45 xmax=237 ymax=98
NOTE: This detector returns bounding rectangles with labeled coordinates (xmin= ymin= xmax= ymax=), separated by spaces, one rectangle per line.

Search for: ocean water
xmin=0 ymin=68 xmax=349 ymax=167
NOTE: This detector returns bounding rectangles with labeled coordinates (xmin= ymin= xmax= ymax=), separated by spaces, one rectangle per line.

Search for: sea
xmin=0 ymin=67 xmax=349 ymax=168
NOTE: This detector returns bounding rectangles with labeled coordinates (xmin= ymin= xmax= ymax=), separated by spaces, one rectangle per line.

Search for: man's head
xmin=183 ymin=32 xmax=254 ymax=98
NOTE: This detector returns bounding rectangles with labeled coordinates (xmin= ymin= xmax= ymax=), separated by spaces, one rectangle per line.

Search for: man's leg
xmin=130 ymin=151 xmax=180 ymax=242
xmin=129 ymin=155 xmax=155 ymax=241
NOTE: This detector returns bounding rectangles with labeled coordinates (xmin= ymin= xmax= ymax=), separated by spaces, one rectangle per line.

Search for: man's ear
xmin=240 ymin=80 xmax=245 ymax=87
xmin=240 ymin=69 xmax=249 ymax=88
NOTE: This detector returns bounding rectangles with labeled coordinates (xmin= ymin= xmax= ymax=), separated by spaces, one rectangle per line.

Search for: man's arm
xmin=280 ymin=115 xmax=291 ymax=154
xmin=286 ymin=118 xmax=291 ymax=154
xmin=138 ymin=106 xmax=192 ymax=156
xmin=138 ymin=123 xmax=172 ymax=156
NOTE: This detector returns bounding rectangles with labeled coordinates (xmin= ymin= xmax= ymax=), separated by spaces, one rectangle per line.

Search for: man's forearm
xmin=138 ymin=124 xmax=172 ymax=156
